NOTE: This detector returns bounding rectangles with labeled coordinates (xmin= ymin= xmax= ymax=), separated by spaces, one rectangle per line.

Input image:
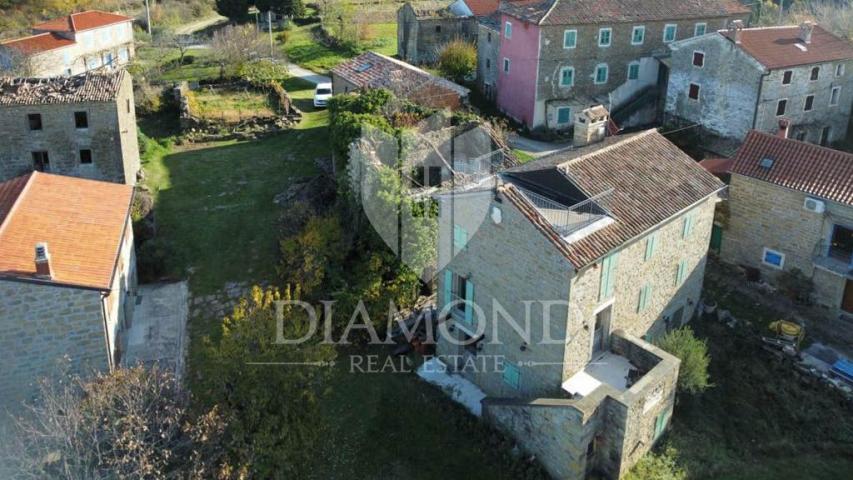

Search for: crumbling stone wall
xmin=397 ymin=4 xmax=478 ymax=65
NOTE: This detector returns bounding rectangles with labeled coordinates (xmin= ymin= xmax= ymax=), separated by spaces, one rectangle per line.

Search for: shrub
xmin=437 ymin=39 xmax=477 ymax=82
xmin=237 ymin=59 xmax=288 ymax=83
xmin=135 ymin=80 xmax=165 ymax=115
xmin=137 ymin=237 xmax=183 ymax=282
xmin=279 ymin=214 xmax=347 ymax=297
xmin=625 ymin=446 xmax=687 ymax=480
xmin=656 ymin=327 xmax=711 ymax=395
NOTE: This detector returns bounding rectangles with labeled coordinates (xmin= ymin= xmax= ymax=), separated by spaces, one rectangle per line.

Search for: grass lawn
xmin=283 ymin=20 xmax=397 ymax=74
xmin=191 ymin=88 xmax=276 ymax=122
xmin=657 ymin=274 xmax=853 ymax=479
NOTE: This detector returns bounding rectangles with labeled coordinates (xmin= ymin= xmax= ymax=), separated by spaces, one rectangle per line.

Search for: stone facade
xmin=483 ymin=332 xmax=679 ymax=479
xmin=477 ymin=21 xmax=500 ymax=99
xmin=497 ymin=11 xmax=749 ymax=130
xmin=0 ymin=217 xmax=136 ymax=410
xmin=720 ymin=174 xmax=853 ymax=317
xmin=666 ymin=32 xmax=853 ymax=144
xmin=0 ymin=19 xmax=134 ymax=77
xmin=397 ymin=3 xmax=478 ymax=65
xmin=0 ymin=72 xmax=139 ymax=185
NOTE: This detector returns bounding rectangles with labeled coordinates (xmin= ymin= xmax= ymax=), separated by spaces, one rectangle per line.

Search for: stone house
xmin=0 ymin=70 xmax=140 ymax=185
xmin=665 ymin=22 xmax=853 ymax=145
xmin=434 ymin=115 xmax=724 ymax=478
xmin=331 ymin=51 xmax=470 ymax=110
xmin=0 ymin=10 xmax=134 ymax=78
xmin=494 ymin=0 xmax=750 ymax=131
xmin=0 ymin=171 xmax=136 ymax=408
xmin=397 ymin=1 xmax=479 ymax=65
xmin=720 ymin=128 xmax=853 ymax=319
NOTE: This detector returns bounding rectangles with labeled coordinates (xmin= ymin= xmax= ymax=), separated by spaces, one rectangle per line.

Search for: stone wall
xmin=0 ymin=74 xmax=139 ymax=185
xmin=0 ymin=280 xmax=108 ymax=409
xmin=477 ymin=23 xmax=500 ymax=99
xmin=397 ymin=5 xmax=478 ymax=65
xmin=562 ymin=197 xmax=717 ymax=380
xmin=721 ymin=174 xmax=852 ymax=315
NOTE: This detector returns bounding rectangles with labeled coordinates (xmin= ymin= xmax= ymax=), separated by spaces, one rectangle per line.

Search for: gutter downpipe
xmin=752 ymin=70 xmax=771 ymax=129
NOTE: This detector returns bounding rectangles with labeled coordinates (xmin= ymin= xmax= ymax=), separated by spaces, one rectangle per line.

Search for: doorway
xmin=592 ymin=306 xmax=612 ymax=356
xmin=842 ymin=280 xmax=853 ymax=314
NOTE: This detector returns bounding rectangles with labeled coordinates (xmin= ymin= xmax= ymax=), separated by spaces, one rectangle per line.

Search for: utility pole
xmin=268 ymin=10 xmax=274 ymax=57
xmin=144 ymin=0 xmax=152 ymax=36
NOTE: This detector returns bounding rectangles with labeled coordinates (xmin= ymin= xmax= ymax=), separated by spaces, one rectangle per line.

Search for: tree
xmin=279 ymin=214 xmax=346 ymax=297
xmin=624 ymin=446 xmax=687 ymax=480
xmin=216 ymin=0 xmax=250 ymax=21
xmin=256 ymin=0 xmax=305 ymax=18
xmin=1 ymin=364 xmax=231 ymax=478
xmin=437 ymin=39 xmax=477 ymax=83
xmin=210 ymin=24 xmax=268 ymax=79
xmin=199 ymin=286 xmax=336 ymax=477
xmin=656 ymin=327 xmax=711 ymax=395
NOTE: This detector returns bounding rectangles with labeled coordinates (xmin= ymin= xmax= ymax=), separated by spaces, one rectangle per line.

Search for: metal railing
xmin=516 ymin=186 xmax=614 ymax=237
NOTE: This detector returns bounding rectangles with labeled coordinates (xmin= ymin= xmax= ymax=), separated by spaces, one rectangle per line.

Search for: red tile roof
xmin=32 ymin=10 xmax=132 ymax=33
xmin=730 ymin=130 xmax=853 ymax=206
xmin=699 ymin=157 xmax=734 ymax=175
xmin=464 ymin=0 xmax=500 ymax=17
xmin=503 ymin=0 xmax=749 ymax=26
xmin=721 ymin=25 xmax=853 ymax=69
xmin=0 ymin=32 xmax=75 ymax=55
xmin=0 ymin=172 xmax=133 ymax=290
xmin=504 ymin=130 xmax=724 ymax=268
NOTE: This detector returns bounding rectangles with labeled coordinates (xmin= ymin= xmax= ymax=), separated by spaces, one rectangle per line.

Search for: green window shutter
xmin=682 ymin=215 xmax=694 ymax=239
xmin=443 ymin=270 xmax=453 ymax=310
xmin=599 ymin=253 xmax=618 ymax=301
xmin=464 ymin=279 xmax=474 ymax=325
xmin=676 ymin=260 xmax=687 ymax=285
xmin=645 ymin=233 xmax=657 ymax=261
xmin=654 ymin=409 xmax=671 ymax=440
xmin=638 ymin=284 xmax=652 ymax=312
xmin=502 ymin=362 xmax=520 ymax=389
xmin=453 ymin=224 xmax=468 ymax=253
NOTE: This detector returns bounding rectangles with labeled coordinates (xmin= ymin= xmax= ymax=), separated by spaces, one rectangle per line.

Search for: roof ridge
xmin=0 ymin=172 xmax=36 ymax=237
xmin=69 ymin=12 xmax=78 ymax=31
xmin=559 ymin=129 xmax=658 ymax=168
xmin=749 ymin=130 xmax=853 ymax=159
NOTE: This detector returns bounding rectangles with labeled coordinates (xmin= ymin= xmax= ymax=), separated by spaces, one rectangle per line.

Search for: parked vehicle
xmin=313 ymin=82 xmax=332 ymax=108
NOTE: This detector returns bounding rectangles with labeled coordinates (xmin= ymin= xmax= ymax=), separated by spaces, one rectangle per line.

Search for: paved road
xmin=174 ymin=15 xmax=227 ymax=35
xmin=509 ymin=133 xmax=573 ymax=158
xmin=284 ymin=63 xmax=330 ymax=85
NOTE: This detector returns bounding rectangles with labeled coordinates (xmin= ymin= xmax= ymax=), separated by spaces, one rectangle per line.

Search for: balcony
xmin=515 ymin=185 xmax=614 ymax=238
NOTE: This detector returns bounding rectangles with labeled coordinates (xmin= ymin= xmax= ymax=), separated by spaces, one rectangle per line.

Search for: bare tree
xmin=210 ymin=24 xmax=268 ymax=79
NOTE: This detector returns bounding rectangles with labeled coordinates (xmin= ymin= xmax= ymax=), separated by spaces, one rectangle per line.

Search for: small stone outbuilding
xmin=397 ymin=1 xmax=478 ymax=65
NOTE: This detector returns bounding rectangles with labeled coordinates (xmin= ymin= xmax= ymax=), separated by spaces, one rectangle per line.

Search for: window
xmin=74 ymin=111 xmax=88 ymax=129
xmin=682 ymin=214 xmax=695 ymax=238
xmin=427 ymin=166 xmax=442 ymax=186
xmin=557 ymin=106 xmax=572 ymax=125
xmin=487 ymin=31 xmax=492 ymax=43
xmin=564 ymin=29 xmax=577 ymax=48
xmin=675 ymin=260 xmax=688 ymax=285
xmin=631 ymin=26 xmax=645 ymax=45
xmin=782 ymin=70 xmax=792 ymax=85
xmin=637 ymin=284 xmax=652 ymax=312
xmin=692 ymin=51 xmax=705 ymax=67
xmin=810 ymin=66 xmax=820 ymax=81
xmin=126 ymin=99 xmax=131 ymax=114
xmin=598 ymin=28 xmax=612 ymax=47
xmin=663 ymin=24 xmax=677 ymax=43
xmin=762 ymin=248 xmax=785 ymax=269
xmin=594 ymin=64 xmax=609 ymax=84
xmin=694 ymin=22 xmax=707 ymax=36
xmin=688 ymin=83 xmax=700 ymax=100
xmin=485 ymin=58 xmax=490 ymax=70
xmin=79 ymin=149 xmax=92 ymax=164
xmin=503 ymin=57 xmax=510 ymax=74
xmin=804 ymin=95 xmax=814 ymax=111
xmin=444 ymin=270 xmax=474 ymax=325
xmin=794 ymin=130 xmax=807 ymax=141
xmin=776 ymin=99 xmax=787 ymax=116
xmin=32 ymin=151 xmax=49 ymax=171
xmin=828 ymin=224 xmax=853 ymax=264
xmin=644 ymin=233 xmax=658 ymax=261
xmin=560 ymin=67 xmax=574 ymax=86
xmin=628 ymin=62 xmax=640 ymax=80
xmin=836 ymin=64 xmax=845 ymax=77
xmin=502 ymin=361 xmax=520 ymax=389
xmin=27 ymin=113 xmax=42 ymax=130
xmin=453 ymin=224 xmax=468 ymax=254
xmin=830 ymin=86 xmax=841 ymax=106
xmin=435 ymin=25 xmax=441 ymax=33
xmin=598 ymin=252 xmax=618 ymax=301
xmin=504 ymin=21 xmax=512 ymax=39
xmin=820 ymin=126 xmax=831 ymax=146
xmin=654 ymin=409 xmax=671 ymax=441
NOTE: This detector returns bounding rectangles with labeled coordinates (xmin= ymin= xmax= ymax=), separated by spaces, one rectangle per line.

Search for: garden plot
xmin=190 ymin=87 xmax=277 ymax=124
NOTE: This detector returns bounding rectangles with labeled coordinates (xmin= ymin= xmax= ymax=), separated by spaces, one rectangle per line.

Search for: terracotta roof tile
xmin=465 ymin=0 xmax=500 ymax=16
xmin=0 ymin=71 xmax=126 ymax=106
xmin=730 ymin=130 xmax=853 ymax=205
xmin=503 ymin=0 xmax=749 ymax=25
xmin=0 ymin=32 xmax=75 ymax=55
xmin=0 ymin=172 xmax=133 ymax=290
xmin=331 ymin=51 xmax=469 ymax=99
xmin=504 ymin=130 xmax=724 ymax=267
xmin=720 ymin=25 xmax=853 ymax=69
xmin=32 ymin=10 xmax=132 ymax=33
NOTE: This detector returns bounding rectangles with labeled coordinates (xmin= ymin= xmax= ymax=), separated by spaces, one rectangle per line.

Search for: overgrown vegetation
xmin=438 ymin=39 xmax=477 ymax=83
xmin=656 ymin=327 xmax=711 ymax=395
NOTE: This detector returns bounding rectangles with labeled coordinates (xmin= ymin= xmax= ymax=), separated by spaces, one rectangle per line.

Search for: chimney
xmin=573 ymin=105 xmax=610 ymax=147
xmin=799 ymin=21 xmax=815 ymax=44
xmin=34 ymin=242 xmax=53 ymax=280
xmin=777 ymin=118 xmax=791 ymax=139
xmin=730 ymin=19 xmax=744 ymax=44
